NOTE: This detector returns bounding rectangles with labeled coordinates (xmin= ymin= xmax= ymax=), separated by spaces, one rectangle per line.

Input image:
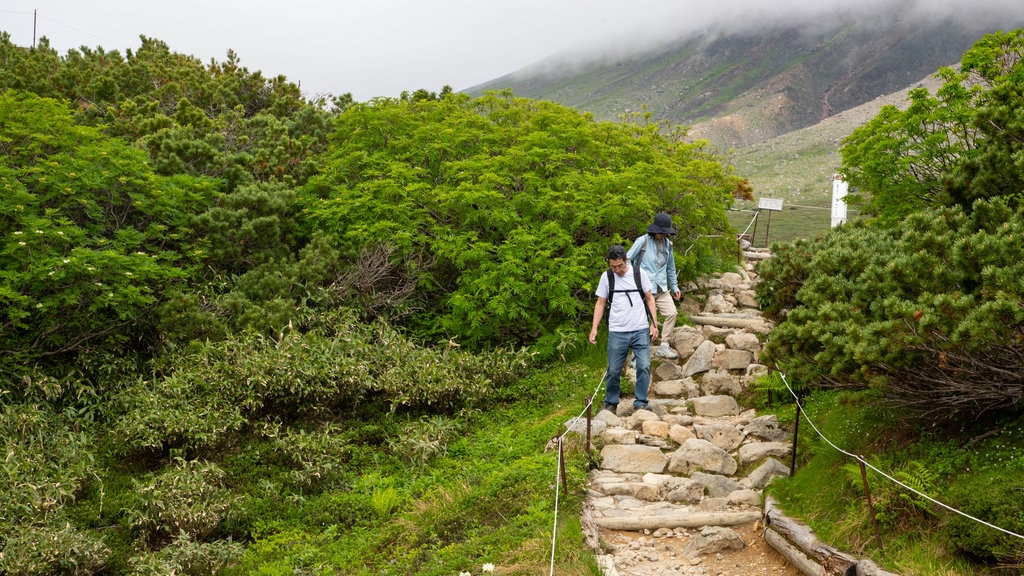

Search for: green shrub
xmin=0 ymin=523 xmax=110 ymax=575
xmin=128 ymin=534 xmax=244 ymax=576
xmin=0 ymin=403 xmax=95 ymax=536
xmin=128 ymin=459 xmax=236 ymax=543
xmin=944 ymin=469 xmax=1024 ymax=565
xmin=386 ymin=415 xmax=465 ymax=468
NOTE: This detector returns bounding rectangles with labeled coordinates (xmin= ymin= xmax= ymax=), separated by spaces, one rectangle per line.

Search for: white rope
xmin=548 ymin=370 xmax=607 ymax=575
xmin=738 ymin=210 xmax=759 ymax=238
xmin=548 ymin=435 xmax=563 ymax=576
xmin=778 ymin=371 xmax=1024 ymax=541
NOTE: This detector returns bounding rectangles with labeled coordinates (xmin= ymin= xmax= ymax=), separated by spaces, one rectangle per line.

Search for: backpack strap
xmin=604 ymin=267 xmax=655 ymax=324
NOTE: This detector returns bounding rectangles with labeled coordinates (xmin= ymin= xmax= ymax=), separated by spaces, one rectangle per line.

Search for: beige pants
xmin=654 ymin=290 xmax=678 ymax=346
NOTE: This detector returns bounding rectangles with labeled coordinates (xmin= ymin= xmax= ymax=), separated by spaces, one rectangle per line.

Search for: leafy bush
xmin=299 ymin=90 xmax=740 ymax=352
xmin=0 ymin=403 xmax=95 ymax=533
xmin=128 ymin=534 xmax=244 ymax=576
xmin=944 ymin=469 xmax=1024 ymax=566
xmin=0 ymin=523 xmax=110 ymax=576
xmin=386 ymin=415 xmax=466 ymax=468
xmin=129 ymin=459 xmax=236 ymax=544
xmin=756 ymin=198 xmax=1024 ymax=421
xmin=0 ymin=91 xmax=214 ymax=382
xmin=112 ymin=313 xmax=533 ymax=453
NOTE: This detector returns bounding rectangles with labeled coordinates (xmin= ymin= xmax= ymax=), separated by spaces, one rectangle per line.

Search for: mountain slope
xmin=469 ymin=4 xmax=1019 ymax=149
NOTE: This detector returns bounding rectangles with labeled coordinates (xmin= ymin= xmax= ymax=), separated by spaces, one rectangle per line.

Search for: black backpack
xmin=605 ymin=265 xmax=654 ymax=324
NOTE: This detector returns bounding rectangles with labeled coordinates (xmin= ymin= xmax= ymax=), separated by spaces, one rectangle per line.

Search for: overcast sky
xmin=1 ymin=0 xmax=1020 ymax=102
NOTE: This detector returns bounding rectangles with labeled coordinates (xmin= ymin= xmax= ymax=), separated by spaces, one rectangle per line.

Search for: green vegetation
xmin=3 ymin=20 xmax=1024 ymax=575
xmin=0 ymin=31 xmax=738 ymax=573
xmin=760 ymin=29 xmax=1024 ymax=574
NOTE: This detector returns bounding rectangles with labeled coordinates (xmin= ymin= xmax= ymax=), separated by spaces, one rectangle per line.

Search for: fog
xmin=1 ymin=0 xmax=1019 ymax=101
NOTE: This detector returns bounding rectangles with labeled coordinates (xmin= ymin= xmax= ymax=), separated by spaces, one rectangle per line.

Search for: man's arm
xmin=589 ymin=297 xmax=607 ymax=344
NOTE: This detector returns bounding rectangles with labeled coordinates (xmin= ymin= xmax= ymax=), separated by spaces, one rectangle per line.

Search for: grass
xmin=767 ymin=389 xmax=1024 ymax=575
xmin=217 ymin=359 xmax=608 ymax=576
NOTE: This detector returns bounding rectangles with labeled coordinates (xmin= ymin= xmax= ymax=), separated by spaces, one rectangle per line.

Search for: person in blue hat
xmin=627 ymin=212 xmax=681 ymax=359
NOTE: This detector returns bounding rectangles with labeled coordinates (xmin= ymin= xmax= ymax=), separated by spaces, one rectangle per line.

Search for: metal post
xmin=858 ymin=456 xmax=884 ymax=550
xmin=558 ymin=436 xmax=568 ymax=492
xmin=789 ymin=400 xmax=800 ymax=477
xmin=584 ymin=398 xmax=592 ymax=453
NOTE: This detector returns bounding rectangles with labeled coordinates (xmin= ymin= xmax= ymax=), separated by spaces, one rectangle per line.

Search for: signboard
xmin=831 ymin=176 xmax=849 ymax=227
xmin=758 ymin=197 xmax=784 ymax=211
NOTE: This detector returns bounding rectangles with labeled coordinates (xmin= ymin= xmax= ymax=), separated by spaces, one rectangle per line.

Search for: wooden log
xmin=764 ymin=497 xmax=861 ymax=575
xmin=595 ymin=510 xmax=761 ymax=530
xmin=689 ymin=314 xmax=772 ymax=331
xmin=764 ymin=527 xmax=825 ymax=576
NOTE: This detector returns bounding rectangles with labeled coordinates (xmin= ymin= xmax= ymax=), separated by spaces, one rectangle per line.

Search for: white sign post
xmin=753 ymin=197 xmax=784 ymax=246
xmin=831 ymin=175 xmax=849 ymax=227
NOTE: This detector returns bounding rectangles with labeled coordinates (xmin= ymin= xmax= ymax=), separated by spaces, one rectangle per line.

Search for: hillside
xmin=467 ymin=4 xmax=1024 ymax=242
xmin=470 ymin=3 xmax=1016 ymax=146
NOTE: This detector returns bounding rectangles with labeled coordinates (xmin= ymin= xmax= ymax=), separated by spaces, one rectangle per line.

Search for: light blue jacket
xmin=626 ymin=234 xmax=678 ymax=295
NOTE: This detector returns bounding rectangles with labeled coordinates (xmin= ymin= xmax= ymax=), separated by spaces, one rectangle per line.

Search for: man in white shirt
xmin=588 ymin=245 xmax=660 ymax=412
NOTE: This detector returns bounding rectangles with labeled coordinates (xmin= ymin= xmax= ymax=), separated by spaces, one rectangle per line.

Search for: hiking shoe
xmin=655 ymin=342 xmax=678 ymax=359
xmin=601 ymin=402 xmax=618 ymax=413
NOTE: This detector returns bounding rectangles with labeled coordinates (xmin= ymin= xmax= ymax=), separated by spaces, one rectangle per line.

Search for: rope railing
xmin=547 ymin=369 xmax=606 ymax=575
xmin=776 ymin=370 xmax=1024 ymax=542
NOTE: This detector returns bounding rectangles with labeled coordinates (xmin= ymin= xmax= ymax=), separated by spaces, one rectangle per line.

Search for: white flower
xmin=14 ymin=231 xmax=22 ymax=235
xmin=35 ymin=229 xmax=43 ymax=234
xmin=482 ymin=564 xmax=495 ymax=573
xmin=36 ymin=303 xmax=43 ymax=308
xmin=125 ymin=272 xmax=133 ymax=276
xmin=460 ymin=572 xmax=472 ymax=576
xmin=63 ymin=259 xmax=70 ymax=264
xmin=18 ymin=242 xmax=26 ymax=246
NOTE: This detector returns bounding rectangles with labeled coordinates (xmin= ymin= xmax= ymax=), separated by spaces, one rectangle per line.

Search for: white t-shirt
xmin=595 ymin=264 xmax=653 ymax=333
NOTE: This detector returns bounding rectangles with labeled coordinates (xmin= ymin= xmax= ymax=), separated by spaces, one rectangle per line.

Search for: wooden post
xmin=751 ymin=211 xmax=760 ymax=248
xmin=858 ymin=456 xmax=884 ymax=550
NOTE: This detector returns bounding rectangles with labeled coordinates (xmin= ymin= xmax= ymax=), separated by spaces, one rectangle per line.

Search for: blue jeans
xmin=604 ymin=329 xmax=651 ymax=409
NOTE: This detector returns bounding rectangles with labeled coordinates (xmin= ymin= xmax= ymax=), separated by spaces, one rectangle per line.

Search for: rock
xmin=662 ymin=477 xmax=705 ymax=503
xmin=713 ymin=348 xmax=754 ymax=370
xmin=641 ymin=419 xmax=671 ymax=438
xmin=691 ymin=395 xmax=741 ymax=417
xmin=745 ymin=457 xmax=791 ymax=489
xmin=601 ymin=428 xmax=637 ymax=444
xmin=600 ymin=444 xmax=669 ymax=473
xmin=699 ymin=369 xmax=742 ymax=396
xmin=668 ymin=424 xmax=696 ymax=445
xmin=691 ymin=471 xmax=740 ymax=498
xmin=744 ymin=414 xmax=790 ymax=442
xmin=668 ymin=438 xmax=738 ymax=475
xmin=694 ymin=423 xmax=745 ymax=451
xmin=682 ymin=526 xmax=745 ymax=556
xmin=725 ymin=331 xmax=762 ymax=354
xmin=728 ymin=489 xmax=762 ymax=506
xmin=738 ymin=441 xmax=792 ymax=465
xmin=682 ymin=340 xmax=718 ymax=377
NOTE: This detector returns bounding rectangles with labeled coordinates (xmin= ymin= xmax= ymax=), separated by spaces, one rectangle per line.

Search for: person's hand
xmin=672 ymin=290 xmax=681 ymax=300
xmin=650 ymin=325 xmax=659 ymax=340
xmin=588 ymin=328 xmax=598 ymax=345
